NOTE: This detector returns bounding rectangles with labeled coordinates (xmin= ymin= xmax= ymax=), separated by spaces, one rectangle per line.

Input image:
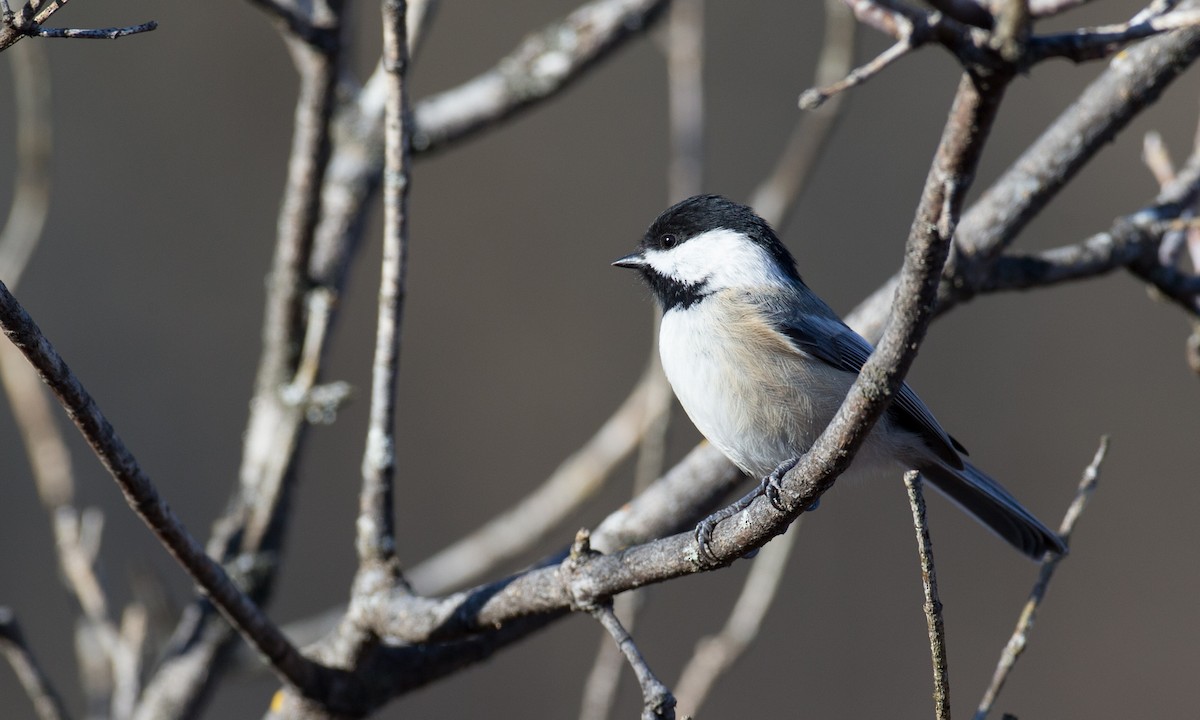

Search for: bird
xmin=613 ymin=194 xmax=1066 ymax=560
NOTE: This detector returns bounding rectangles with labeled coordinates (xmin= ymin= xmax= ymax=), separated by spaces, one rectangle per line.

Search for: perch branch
xmin=905 ymin=472 xmax=951 ymax=720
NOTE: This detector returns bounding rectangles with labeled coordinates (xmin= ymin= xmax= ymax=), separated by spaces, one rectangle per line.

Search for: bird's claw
xmin=693 ymin=456 xmax=802 ymax=565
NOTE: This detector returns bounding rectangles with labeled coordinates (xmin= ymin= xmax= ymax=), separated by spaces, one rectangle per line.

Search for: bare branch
xmin=0 ymin=282 xmax=322 ymax=694
xmin=0 ymin=608 xmax=70 ymax=720
xmin=799 ymin=37 xmax=911 ymax=110
xmin=17 ymin=21 xmax=156 ymax=39
xmin=354 ymin=0 xmax=412 ymax=584
xmin=1027 ymin=0 xmax=1096 ymax=18
xmin=968 ymin=150 xmax=1200 ymax=314
xmin=0 ymin=1 xmax=156 ymax=52
xmin=111 ymin=605 xmax=148 ymax=720
xmin=573 ymin=533 xmax=676 ymax=720
xmin=904 ymin=471 xmax=951 ymax=720
xmin=411 ymin=0 xmax=670 ymax=153
xmin=1030 ymin=9 xmax=1200 ymax=63
xmin=0 ymin=40 xmax=51 ymax=288
xmin=244 ymin=0 xmax=339 ymax=50
xmin=589 ymin=604 xmax=676 ymax=720
xmin=849 ymin=18 xmax=1200 ymax=340
xmin=974 ymin=437 xmax=1109 ymax=720
xmin=579 ymin=592 xmax=640 ymax=720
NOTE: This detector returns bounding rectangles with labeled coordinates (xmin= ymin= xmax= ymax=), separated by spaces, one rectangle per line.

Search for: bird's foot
xmin=694 ymin=456 xmax=802 ymax=565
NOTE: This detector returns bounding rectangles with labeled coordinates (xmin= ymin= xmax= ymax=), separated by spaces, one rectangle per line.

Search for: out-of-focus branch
xmin=411 ymin=0 xmax=670 ymax=153
xmin=1028 ymin=0 xmax=1095 ymax=18
xmin=0 ymin=282 xmax=322 ymax=695
xmin=974 ymin=438 xmax=1108 ymax=720
xmin=0 ymin=608 xmax=69 ymax=720
xmin=904 ymin=472 xmax=951 ymax=720
xmin=665 ymin=0 xmax=703 ymax=201
xmin=244 ymin=0 xmax=339 ymax=50
xmin=0 ymin=40 xmax=50 ymax=288
xmin=753 ymin=0 xmax=856 ymax=227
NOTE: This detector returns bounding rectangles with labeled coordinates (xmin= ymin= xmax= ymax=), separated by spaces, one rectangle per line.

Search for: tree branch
xmin=0 ymin=281 xmax=323 ymax=695
xmin=849 ymin=13 xmax=1200 ymax=340
xmin=0 ymin=608 xmax=70 ymax=720
xmin=974 ymin=437 xmax=1108 ymax=720
xmin=411 ymin=0 xmax=670 ymax=153
xmin=904 ymin=472 xmax=951 ymax=720
xmin=354 ymin=0 xmax=411 ymax=583
xmin=0 ymin=0 xmax=155 ymax=52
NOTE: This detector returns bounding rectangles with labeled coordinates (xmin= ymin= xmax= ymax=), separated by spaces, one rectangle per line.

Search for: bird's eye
xmin=660 ymin=234 xmax=678 ymax=249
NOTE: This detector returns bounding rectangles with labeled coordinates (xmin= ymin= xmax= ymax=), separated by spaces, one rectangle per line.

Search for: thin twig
xmin=589 ymin=604 xmax=676 ymax=720
xmin=19 ymin=21 xmax=156 ymax=39
xmin=0 ymin=282 xmax=322 ymax=694
xmin=974 ymin=437 xmax=1108 ymax=720
xmin=673 ymin=527 xmax=798 ymax=715
xmin=905 ymin=472 xmax=951 ymax=720
xmin=0 ymin=608 xmax=70 ymax=720
xmin=356 ymin=0 xmax=411 ymax=580
xmin=799 ymin=37 xmax=912 ymax=110
xmin=0 ymin=1 xmax=156 ymax=52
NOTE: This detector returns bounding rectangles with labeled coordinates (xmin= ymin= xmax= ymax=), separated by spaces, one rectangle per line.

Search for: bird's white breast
xmin=660 ymin=293 xmax=829 ymax=478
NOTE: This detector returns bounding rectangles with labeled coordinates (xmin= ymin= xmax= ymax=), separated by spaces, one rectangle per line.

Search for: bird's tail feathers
xmin=917 ymin=459 xmax=1066 ymax=560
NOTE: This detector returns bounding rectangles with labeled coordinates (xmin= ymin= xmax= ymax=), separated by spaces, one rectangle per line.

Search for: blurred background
xmin=1 ymin=1 xmax=1198 ymax=718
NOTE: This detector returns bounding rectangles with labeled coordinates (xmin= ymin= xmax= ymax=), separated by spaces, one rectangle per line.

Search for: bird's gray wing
xmin=764 ymin=292 xmax=967 ymax=469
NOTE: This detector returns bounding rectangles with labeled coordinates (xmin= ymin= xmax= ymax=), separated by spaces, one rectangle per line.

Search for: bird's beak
xmin=612 ymin=252 xmax=646 ymax=269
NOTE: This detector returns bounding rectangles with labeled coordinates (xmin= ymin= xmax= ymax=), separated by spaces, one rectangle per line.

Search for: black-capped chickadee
xmin=614 ymin=194 xmax=1065 ymax=559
